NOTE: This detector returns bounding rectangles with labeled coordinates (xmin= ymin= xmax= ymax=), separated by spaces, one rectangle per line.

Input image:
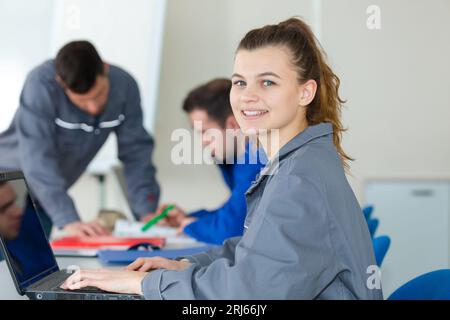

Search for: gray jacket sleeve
xmin=141 ymin=174 xmax=338 ymax=299
xmin=116 ymin=78 xmax=160 ymax=218
xmin=16 ymin=74 xmax=79 ymax=228
xmin=179 ymin=236 xmax=241 ymax=267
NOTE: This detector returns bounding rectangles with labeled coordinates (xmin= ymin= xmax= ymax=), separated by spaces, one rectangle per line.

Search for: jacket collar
xmin=245 ymin=123 xmax=334 ymax=195
xmin=277 ymin=122 xmax=333 ymax=159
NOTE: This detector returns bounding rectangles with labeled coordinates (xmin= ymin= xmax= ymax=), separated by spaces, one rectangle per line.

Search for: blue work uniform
xmin=183 ymin=146 xmax=264 ymax=244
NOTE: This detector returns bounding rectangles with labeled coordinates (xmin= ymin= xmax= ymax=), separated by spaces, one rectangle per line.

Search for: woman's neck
xmin=259 ymin=118 xmax=308 ymax=161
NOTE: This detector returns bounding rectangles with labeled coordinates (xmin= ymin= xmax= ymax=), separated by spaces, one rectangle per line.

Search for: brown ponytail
xmin=237 ymin=17 xmax=353 ymax=169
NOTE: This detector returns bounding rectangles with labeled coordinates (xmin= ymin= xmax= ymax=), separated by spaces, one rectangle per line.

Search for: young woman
xmin=62 ymin=18 xmax=383 ymax=300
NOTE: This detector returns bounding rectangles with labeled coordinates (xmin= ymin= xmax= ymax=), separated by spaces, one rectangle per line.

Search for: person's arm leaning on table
xmin=115 ymin=75 xmax=160 ymax=221
xmin=60 ymin=236 xmax=240 ymax=295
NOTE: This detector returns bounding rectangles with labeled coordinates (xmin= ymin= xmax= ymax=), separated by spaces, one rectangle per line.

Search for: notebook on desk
xmin=98 ymin=245 xmax=217 ymax=265
xmin=114 ymin=220 xmax=178 ymax=237
xmin=113 ymin=220 xmax=199 ymax=246
xmin=51 ymin=236 xmax=165 ymax=252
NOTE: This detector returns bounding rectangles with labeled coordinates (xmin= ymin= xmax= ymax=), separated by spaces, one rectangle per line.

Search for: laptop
xmin=0 ymin=171 xmax=144 ymax=300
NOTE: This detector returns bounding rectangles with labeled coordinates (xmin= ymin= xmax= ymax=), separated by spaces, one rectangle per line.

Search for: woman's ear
xmin=298 ymin=79 xmax=317 ymax=107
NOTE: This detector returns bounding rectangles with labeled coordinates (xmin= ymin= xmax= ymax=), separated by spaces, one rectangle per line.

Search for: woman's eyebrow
xmin=231 ymin=72 xmax=281 ymax=79
xmin=257 ymin=72 xmax=281 ymax=79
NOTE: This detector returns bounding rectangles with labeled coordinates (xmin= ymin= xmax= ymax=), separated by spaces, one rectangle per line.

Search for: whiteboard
xmin=0 ymin=0 xmax=55 ymax=131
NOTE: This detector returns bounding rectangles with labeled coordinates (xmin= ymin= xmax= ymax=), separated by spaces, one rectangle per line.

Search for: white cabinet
xmin=365 ymin=180 xmax=450 ymax=297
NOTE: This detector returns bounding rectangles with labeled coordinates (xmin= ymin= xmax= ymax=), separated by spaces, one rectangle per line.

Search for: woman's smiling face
xmin=230 ymin=45 xmax=307 ymax=136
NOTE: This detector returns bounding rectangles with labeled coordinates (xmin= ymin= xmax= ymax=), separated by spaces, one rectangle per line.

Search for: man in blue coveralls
xmin=0 ymin=41 xmax=160 ymax=238
xmin=153 ymin=79 xmax=264 ymax=245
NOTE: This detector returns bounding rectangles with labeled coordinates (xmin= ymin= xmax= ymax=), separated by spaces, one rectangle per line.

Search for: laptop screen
xmin=0 ymin=174 xmax=58 ymax=291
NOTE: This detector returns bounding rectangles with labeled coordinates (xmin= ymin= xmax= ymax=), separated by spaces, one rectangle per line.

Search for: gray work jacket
xmin=141 ymin=123 xmax=383 ymax=300
xmin=0 ymin=60 xmax=160 ymax=227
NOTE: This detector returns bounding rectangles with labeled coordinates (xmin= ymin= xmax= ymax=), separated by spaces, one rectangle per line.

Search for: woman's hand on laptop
xmin=63 ymin=220 xmax=110 ymax=237
xmin=61 ymin=257 xmax=192 ymax=295
xmin=61 ymin=268 xmax=147 ymax=295
xmin=125 ymin=256 xmax=191 ymax=272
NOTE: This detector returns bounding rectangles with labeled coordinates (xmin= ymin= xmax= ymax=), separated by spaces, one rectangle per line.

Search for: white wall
xmin=319 ymin=0 xmax=450 ymax=297
xmin=0 ymin=0 xmax=54 ymax=131
xmin=320 ymin=0 xmax=450 ymax=201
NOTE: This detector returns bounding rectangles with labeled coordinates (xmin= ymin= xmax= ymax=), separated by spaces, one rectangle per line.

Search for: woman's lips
xmin=241 ymin=109 xmax=268 ymax=120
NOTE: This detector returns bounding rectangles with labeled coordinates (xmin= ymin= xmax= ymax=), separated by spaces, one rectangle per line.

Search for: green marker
xmin=141 ymin=204 xmax=175 ymax=232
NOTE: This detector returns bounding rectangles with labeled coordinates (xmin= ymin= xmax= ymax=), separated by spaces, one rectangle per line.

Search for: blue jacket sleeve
xmin=189 ymin=209 xmax=212 ymax=219
xmin=183 ymin=163 xmax=261 ymax=244
xmin=115 ymin=77 xmax=160 ymax=218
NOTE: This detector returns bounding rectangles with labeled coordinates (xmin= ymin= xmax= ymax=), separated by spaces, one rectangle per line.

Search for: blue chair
xmin=388 ymin=269 xmax=450 ymax=300
xmin=372 ymin=235 xmax=390 ymax=266
xmin=367 ymin=218 xmax=379 ymax=238
xmin=362 ymin=205 xmax=374 ymax=221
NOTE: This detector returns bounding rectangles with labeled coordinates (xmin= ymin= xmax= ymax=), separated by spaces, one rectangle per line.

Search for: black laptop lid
xmin=0 ymin=171 xmax=58 ymax=293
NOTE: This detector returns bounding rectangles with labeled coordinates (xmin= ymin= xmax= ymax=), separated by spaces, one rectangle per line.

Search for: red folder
xmin=51 ymin=236 xmax=165 ymax=250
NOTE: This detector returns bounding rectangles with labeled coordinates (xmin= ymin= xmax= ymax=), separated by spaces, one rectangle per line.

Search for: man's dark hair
xmin=55 ymin=40 xmax=104 ymax=94
xmin=0 ymin=181 xmax=6 ymax=187
xmin=182 ymin=78 xmax=232 ymax=127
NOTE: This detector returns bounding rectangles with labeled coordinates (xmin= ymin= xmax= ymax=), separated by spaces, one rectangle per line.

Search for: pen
xmin=141 ymin=204 xmax=175 ymax=232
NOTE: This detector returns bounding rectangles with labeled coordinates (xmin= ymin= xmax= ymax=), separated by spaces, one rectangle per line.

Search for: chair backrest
xmin=372 ymin=235 xmax=391 ymax=266
xmin=367 ymin=218 xmax=379 ymax=238
xmin=388 ymin=269 xmax=450 ymax=300
xmin=362 ymin=205 xmax=374 ymax=221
